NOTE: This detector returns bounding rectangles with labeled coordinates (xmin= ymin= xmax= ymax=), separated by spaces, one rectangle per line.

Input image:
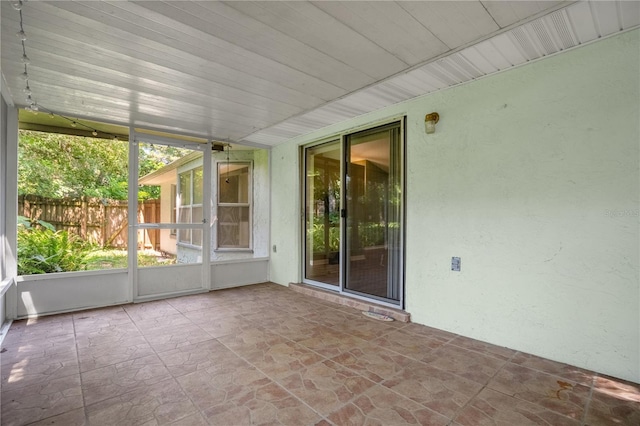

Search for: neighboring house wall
xmin=269 ymin=30 xmax=640 ymax=382
xmin=171 ymin=149 xmax=270 ymax=263
xmin=159 ymin=181 xmax=176 ymax=255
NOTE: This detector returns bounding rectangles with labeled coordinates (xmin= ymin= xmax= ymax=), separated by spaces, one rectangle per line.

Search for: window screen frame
xmin=176 ymin=166 xmax=203 ymax=247
xmin=216 ymin=161 xmax=253 ymax=250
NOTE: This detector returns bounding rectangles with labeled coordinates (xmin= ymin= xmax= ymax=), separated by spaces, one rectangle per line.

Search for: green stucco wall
xmin=270 ymin=30 xmax=640 ymax=382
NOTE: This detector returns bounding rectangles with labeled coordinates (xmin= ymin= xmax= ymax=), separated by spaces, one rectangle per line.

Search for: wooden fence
xmin=18 ymin=194 xmax=160 ymax=250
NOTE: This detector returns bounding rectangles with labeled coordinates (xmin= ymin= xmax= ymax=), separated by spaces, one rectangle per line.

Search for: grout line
xmin=8 ymin=286 xmax=626 ymax=425
xmin=214 ymin=332 xmax=332 ymax=423
xmin=70 ymin=311 xmax=91 ymax=426
xmin=447 ymin=348 xmax=519 ymax=424
xmin=581 ymin=373 xmax=597 ymax=426
xmin=125 ymin=302 xmax=215 ymax=425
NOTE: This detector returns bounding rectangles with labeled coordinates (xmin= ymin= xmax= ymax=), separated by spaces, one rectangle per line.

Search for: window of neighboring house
xmin=177 ymin=167 xmax=203 ymax=246
xmin=217 ymin=162 xmax=251 ymax=249
xmin=170 ymin=184 xmax=177 ymax=237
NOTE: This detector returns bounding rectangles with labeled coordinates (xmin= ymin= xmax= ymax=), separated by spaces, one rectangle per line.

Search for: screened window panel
xmin=179 ymin=173 xmax=191 ymax=205
xmin=217 ymin=207 xmax=250 ymax=248
xmin=219 ymin=165 xmax=250 ymax=204
xmin=193 ymin=168 xmax=203 ymax=204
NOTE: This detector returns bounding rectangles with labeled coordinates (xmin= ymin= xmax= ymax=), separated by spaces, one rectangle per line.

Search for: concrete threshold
xmin=289 ymin=282 xmax=410 ymax=323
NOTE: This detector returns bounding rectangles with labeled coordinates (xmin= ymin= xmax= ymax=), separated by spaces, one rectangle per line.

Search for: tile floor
xmin=1 ymin=282 xmax=638 ymax=426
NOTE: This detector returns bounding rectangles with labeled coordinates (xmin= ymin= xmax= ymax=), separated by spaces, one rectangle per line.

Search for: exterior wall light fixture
xmin=424 ymin=112 xmax=439 ymax=134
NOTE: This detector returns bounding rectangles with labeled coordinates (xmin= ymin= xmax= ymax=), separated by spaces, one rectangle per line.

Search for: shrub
xmin=17 ymin=216 xmax=95 ymax=275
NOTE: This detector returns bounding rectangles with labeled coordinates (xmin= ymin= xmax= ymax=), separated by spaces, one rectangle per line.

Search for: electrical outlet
xmin=272 ymin=245 xmax=277 ymax=253
xmin=451 ymin=257 xmax=461 ymax=271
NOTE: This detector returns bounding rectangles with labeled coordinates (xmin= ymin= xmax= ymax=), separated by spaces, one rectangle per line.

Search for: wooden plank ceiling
xmin=1 ymin=1 xmax=637 ymax=147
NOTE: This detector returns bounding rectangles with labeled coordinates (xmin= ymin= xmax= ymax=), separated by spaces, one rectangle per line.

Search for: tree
xmin=18 ymin=130 xmax=189 ymax=200
xmin=19 ymin=131 xmax=129 ymax=199
xmin=137 ymin=143 xmax=190 ymax=200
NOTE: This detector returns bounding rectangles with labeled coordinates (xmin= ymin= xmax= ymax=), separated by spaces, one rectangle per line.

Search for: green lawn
xmin=85 ymin=249 xmax=176 ymax=269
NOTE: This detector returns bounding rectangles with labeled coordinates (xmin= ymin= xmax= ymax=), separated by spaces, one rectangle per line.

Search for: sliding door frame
xmin=301 ymin=136 xmax=343 ymax=292
xmin=301 ymin=116 xmax=406 ymax=309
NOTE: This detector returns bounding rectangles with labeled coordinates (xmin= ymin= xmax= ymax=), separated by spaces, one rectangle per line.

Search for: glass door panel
xmin=304 ymin=141 xmax=341 ymax=286
xmin=345 ymin=123 xmax=403 ymax=303
xmin=302 ymin=120 xmax=404 ymax=307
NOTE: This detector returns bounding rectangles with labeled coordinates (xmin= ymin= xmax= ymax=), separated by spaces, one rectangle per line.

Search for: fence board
xmin=18 ymin=195 xmax=160 ymax=249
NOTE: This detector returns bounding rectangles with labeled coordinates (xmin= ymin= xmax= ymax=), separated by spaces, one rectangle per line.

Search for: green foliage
xmin=84 ymin=249 xmax=176 ymax=269
xmin=310 ymin=222 xmax=340 ymax=253
xmin=17 ymin=218 xmax=96 ymax=275
xmin=309 ymin=219 xmax=387 ymax=254
xmin=17 ymin=215 xmax=56 ymax=231
xmin=18 ymin=130 xmax=190 ymax=201
xmin=138 ymin=143 xmax=191 ymax=200
xmin=358 ymin=223 xmax=386 ymax=247
xmin=19 ymin=130 xmax=130 ymax=199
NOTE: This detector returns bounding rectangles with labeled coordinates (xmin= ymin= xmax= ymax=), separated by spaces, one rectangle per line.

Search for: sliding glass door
xmin=345 ymin=123 xmax=403 ymax=302
xmin=304 ymin=141 xmax=341 ymax=286
xmin=303 ymin=120 xmax=404 ymax=306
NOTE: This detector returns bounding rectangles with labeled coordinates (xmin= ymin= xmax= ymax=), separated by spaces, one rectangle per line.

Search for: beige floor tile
xmin=123 ymin=300 xmax=182 ymax=322
xmin=329 ymin=315 xmax=401 ymax=341
xmin=81 ymin=354 xmax=172 ymax=406
xmin=302 ymin=310 xmax=362 ymax=328
xmin=585 ymin=375 xmax=640 ymax=425
xmin=277 ymin=360 xmax=375 ymax=416
xmin=157 ymin=339 xmax=239 ymax=378
xmin=450 ymin=335 xmax=517 ymax=361
xmin=166 ymin=294 xmax=226 ymax=313
xmin=454 ymin=388 xmax=580 ymax=426
xmin=267 ymin=298 xmax=330 ymax=317
xmin=217 ymin=327 xmax=289 ymax=355
xmin=1 ymin=283 xmax=636 ymax=426
xmin=200 ymin=381 xmax=321 ymax=425
xmin=73 ymin=307 xmax=133 ymax=332
xmin=373 ymin=329 xmax=446 ymax=361
xmin=86 ymin=378 xmax=198 ymax=425
xmin=4 ymin=315 xmax=75 ymax=344
xmin=258 ymin=315 xmax=318 ymax=341
xmin=26 ymin=408 xmax=87 ymax=426
xmin=77 ymin=340 xmax=156 ymax=373
xmin=399 ymin=323 xmax=458 ymax=343
xmin=1 ymin=374 xmax=83 ymax=426
xmin=239 ymin=305 xmax=300 ymax=322
xmin=487 ymin=363 xmax=590 ymax=420
xmin=74 ymin=323 xmax=145 ymax=350
xmin=2 ymin=347 xmax=79 ymax=390
xmin=419 ymin=344 xmax=506 ymax=385
xmin=167 ymin=411 xmax=209 ymax=425
xmin=1 ymin=333 xmax=77 ymax=366
xmin=134 ymin=313 xmax=193 ymax=332
xmin=382 ymin=361 xmax=483 ymax=418
xmin=176 ymin=356 xmax=272 ymax=411
xmin=327 ymin=384 xmax=450 ymax=426
xmin=329 ymin=343 xmax=414 ymax=383
xmin=223 ymin=300 xmax=267 ymax=316
xmin=181 ymin=305 xmax=239 ymax=324
xmin=186 ymin=312 xmax=256 ymax=339
xmin=296 ymin=326 xmax=368 ymax=358
xmin=510 ymin=351 xmax=597 ymax=386
xmin=242 ymin=340 xmax=325 ymax=380
xmin=142 ymin=324 xmax=214 ymax=353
